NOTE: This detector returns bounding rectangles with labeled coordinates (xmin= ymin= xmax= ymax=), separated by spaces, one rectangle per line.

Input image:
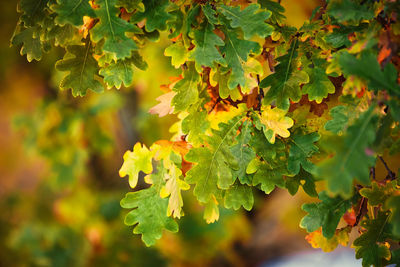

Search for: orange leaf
xmin=160 ymin=75 xmax=183 ymax=93
xmin=170 ymin=33 xmax=182 ymax=42
xmin=378 ymin=46 xmax=391 ymax=64
xmin=79 ymin=16 xmax=97 ymax=38
xmin=154 ymin=140 xmax=191 ymax=156
xmin=343 ymin=208 xmax=357 ymax=226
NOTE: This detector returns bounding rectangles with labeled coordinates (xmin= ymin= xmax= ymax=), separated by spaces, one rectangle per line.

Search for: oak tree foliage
xmin=12 ymin=0 xmax=400 ymax=265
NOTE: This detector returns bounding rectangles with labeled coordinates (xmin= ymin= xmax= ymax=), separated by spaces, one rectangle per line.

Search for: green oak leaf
xmin=372 ymin=113 xmax=395 ymax=153
xmin=247 ymin=158 xmax=286 ymax=194
xmin=121 ymin=185 xmax=178 ymax=246
xmin=300 ymin=191 xmax=352 ymax=238
xmin=91 ymin=0 xmax=140 ymax=59
xmin=45 ymin=23 xmax=75 ymax=47
xmin=231 ymin=120 xmax=256 ymax=185
xmin=222 ymin=28 xmax=260 ymax=89
xmin=55 ymin=43 xmax=103 ymax=97
xmin=171 ymin=63 xmax=200 ymax=112
xmin=99 ymin=52 xmax=147 ymax=89
xmin=164 ymin=41 xmax=189 ymax=69
xmin=181 ymin=104 xmax=209 ymax=146
xmin=181 ymin=4 xmax=200 ymax=44
xmin=324 ymin=27 xmax=353 ymax=48
xmin=354 ymin=211 xmax=392 ymax=267
xmin=388 ymin=99 xmax=400 ymax=122
xmin=224 ymin=183 xmax=254 ymax=211
xmin=303 ymin=65 xmax=335 ymax=103
xmin=327 ymin=0 xmax=374 ymax=24
xmin=385 ymin=196 xmax=400 ymax=237
xmin=219 ymin=4 xmax=273 ymax=40
xmin=189 ymin=22 xmax=226 ymax=72
xmin=286 ymin=168 xmax=318 ymax=197
xmin=18 ymin=0 xmax=49 ymax=27
xmin=132 ymin=0 xmax=171 ymax=32
xmin=360 ymin=181 xmax=396 ymax=206
xmin=52 ymin=0 xmax=96 ymax=26
xmin=11 ymin=26 xmax=49 ymax=62
xmin=184 ymin=116 xmax=242 ymax=203
xmin=316 ymin=108 xmax=378 ymax=198
xmin=288 ymin=132 xmax=320 ymax=175
xmin=202 ymin=3 xmax=219 ymax=25
xmin=260 ymin=40 xmax=308 ymax=110
xmin=389 ymin=139 xmax=400 ymax=155
xmin=324 ymin=105 xmax=349 ymax=134
xmin=249 ymin=128 xmax=285 ymax=161
xmin=339 ymin=52 xmax=400 ymax=98
xmin=211 ymin=67 xmax=241 ymax=100
xmin=279 ymin=25 xmax=297 ymax=42
xmin=258 ymin=0 xmax=286 ymax=25
xmin=116 ymin=0 xmax=144 ymax=13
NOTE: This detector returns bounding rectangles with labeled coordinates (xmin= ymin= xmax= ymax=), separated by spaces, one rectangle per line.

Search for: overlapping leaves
xmin=300 ymin=191 xmax=353 ymax=238
xmin=91 ymin=0 xmax=140 ymax=59
xmin=11 ymin=0 xmax=400 ymax=262
xmin=185 ymin=116 xmax=243 ymax=203
xmin=316 ymin=108 xmax=378 ymax=197
xmin=260 ymin=40 xmax=307 ymax=110
xmin=120 ymin=165 xmax=179 ymax=246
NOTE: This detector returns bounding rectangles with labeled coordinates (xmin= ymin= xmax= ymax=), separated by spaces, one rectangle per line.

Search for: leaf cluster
xmin=12 ymin=0 xmax=400 ymax=264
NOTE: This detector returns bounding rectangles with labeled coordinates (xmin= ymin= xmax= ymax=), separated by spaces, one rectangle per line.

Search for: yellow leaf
xmin=306 ymin=228 xmax=350 ymax=252
xmin=164 ymin=41 xmax=189 ymax=69
xmin=342 ymin=75 xmax=366 ymax=97
xmin=204 ymin=195 xmax=219 ymax=224
xmin=259 ymin=105 xmax=294 ymax=143
xmin=242 ymin=58 xmax=263 ymax=94
xmin=119 ymin=142 xmax=154 ymax=188
xmin=160 ymin=160 xmax=190 ymax=218
xmin=208 ymin=103 xmax=247 ymax=130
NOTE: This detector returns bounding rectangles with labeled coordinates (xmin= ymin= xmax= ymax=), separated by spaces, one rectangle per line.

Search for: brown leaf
xmin=245 ymin=87 xmax=259 ymax=109
xmin=289 ymin=95 xmax=328 ymax=117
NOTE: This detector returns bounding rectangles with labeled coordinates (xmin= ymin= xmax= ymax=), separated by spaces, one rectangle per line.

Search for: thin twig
xmin=255 ymin=75 xmax=264 ymax=112
xmin=370 ymin=167 xmax=376 ymax=180
xmin=208 ymin=96 xmax=221 ymax=114
xmin=378 ymin=156 xmax=396 ymax=180
xmin=354 ymin=197 xmax=368 ymax=227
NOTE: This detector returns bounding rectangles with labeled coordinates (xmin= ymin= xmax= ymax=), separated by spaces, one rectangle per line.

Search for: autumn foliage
xmin=11 ymin=0 xmax=400 ymax=266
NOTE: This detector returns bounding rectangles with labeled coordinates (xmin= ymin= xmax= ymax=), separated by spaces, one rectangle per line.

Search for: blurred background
xmin=0 ymin=0 xmax=361 ymax=266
